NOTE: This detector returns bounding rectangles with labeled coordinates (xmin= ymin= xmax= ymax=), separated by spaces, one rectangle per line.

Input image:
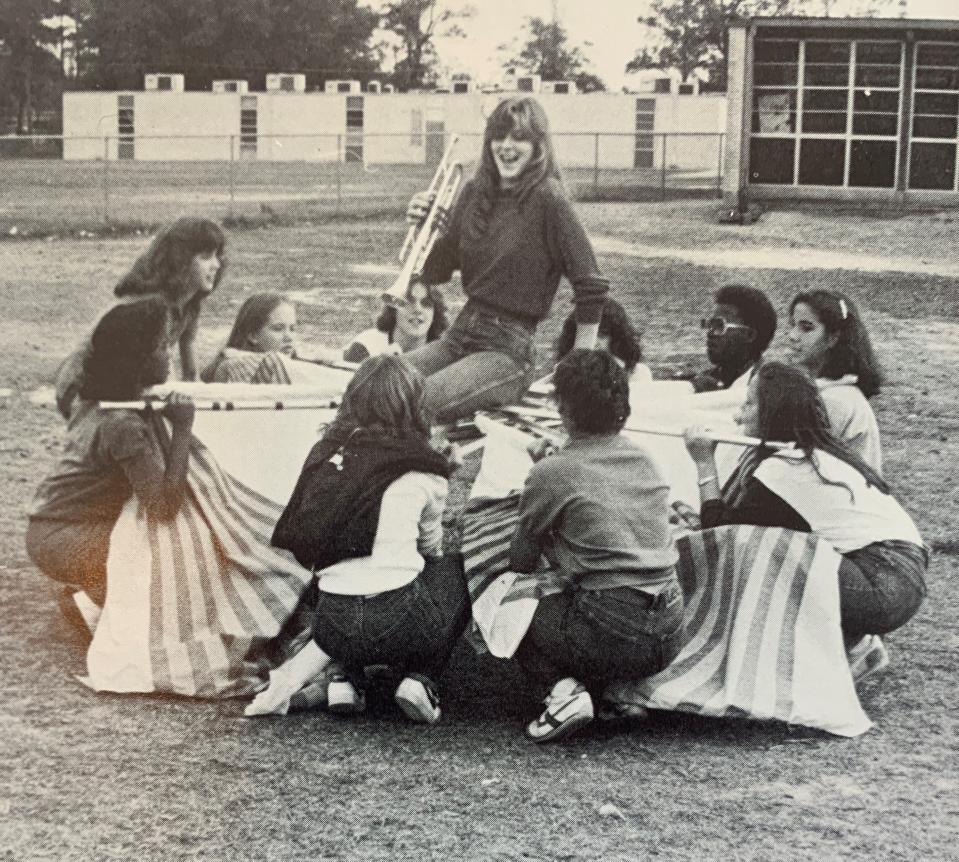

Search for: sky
xmin=405 ymin=0 xmax=959 ymax=91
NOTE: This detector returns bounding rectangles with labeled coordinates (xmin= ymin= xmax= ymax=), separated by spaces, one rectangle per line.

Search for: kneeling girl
xmin=272 ymin=355 xmax=468 ymax=723
xmin=685 ymin=362 xmax=926 ymax=674
xmin=509 ymin=350 xmax=684 ymax=743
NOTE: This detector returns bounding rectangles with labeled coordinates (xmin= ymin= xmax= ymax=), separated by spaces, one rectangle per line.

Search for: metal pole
xmin=593 ymin=133 xmax=599 ymax=196
xmin=102 ymin=135 xmax=110 ymax=224
xmin=228 ymin=135 xmax=236 ymax=219
xmin=716 ymin=133 xmax=724 ymax=198
xmin=660 ymin=134 xmax=667 ymax=201
xmin=336 ymin=134 xmax=342 ymax=211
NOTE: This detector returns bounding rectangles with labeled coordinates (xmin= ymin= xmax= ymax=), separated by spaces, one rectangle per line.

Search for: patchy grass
xmin=1 ymin=200 xmax=957 ymax=860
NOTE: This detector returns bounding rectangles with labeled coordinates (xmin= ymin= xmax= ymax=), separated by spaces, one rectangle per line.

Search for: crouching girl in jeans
xmin=272 ymin=355 xmax=469 ymax=723
xmin=509 ymin=350 xmax=685 ymax=743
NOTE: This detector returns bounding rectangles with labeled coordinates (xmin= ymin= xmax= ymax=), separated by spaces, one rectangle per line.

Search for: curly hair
xmin=80 ymin=297 xmax=170 ymax=402
xmin=555 ymin=299 xmax=643 ymax=372
xmin=324 ymin=354 xmax=431 ymax=445
xmin=553 ymin=349 xmax=630 ymax=435
xmin=466 ymin=97 xmax=563 ymax=241
xmin=740 ymin=362 xmax=888 ymax=497
xmin=114 ymin=217 xmax=227 ymax=306
xmin=715 ymin=284 xmax=777 ymax=358
xmin=375 ymin=282 xmax=448 ymax=344
xmin=790 ymin=290 xmax=882 ymax=397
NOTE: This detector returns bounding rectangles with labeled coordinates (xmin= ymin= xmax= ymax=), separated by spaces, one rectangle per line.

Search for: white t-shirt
xmin=818 ymin=381 xmax=882 ymax=474
xmin=316 ymin=471 xmax=447 ymax=595
xmin=754 ymin=449 xmax=921 ymax=554
xmin=342 ymin=328 xmax=400 ymax=363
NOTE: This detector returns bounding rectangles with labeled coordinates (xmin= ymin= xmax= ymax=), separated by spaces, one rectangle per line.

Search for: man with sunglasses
xmin=690 ymin=284 xmax=777 ymax=393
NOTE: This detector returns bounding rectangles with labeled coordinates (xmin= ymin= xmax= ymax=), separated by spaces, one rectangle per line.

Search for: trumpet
xmin=383 ymin=135 xmax=463 ymax=305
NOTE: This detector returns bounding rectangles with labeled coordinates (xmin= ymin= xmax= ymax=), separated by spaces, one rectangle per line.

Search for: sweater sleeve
xmin=369 ymin=472 xmax=447 ymax=564
xmin=420 ymin=182 xmax=468 ymax=286
xmin=544 ymin=187 xmax=609 ymax=325
xmin=509 ymin=459 xmax=565 ymax=573
xmin=700 ymin=476 xmax=810 ymax=532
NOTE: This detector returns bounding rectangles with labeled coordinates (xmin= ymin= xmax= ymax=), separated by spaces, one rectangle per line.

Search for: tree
xmin=502 ymin=16 xmax=605 ymax=93
xmin=0 ymin=0 xmax=62 ymax=132
xmin=629 ymin=0 xmax=894 ymax=91
xmin=79 ymin=0 xmax=380 ymax=91
xmin=379 ymin=1 xmax=473 ymax=91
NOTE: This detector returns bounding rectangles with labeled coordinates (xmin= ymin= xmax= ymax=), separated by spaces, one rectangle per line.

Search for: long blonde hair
xmin=326 ymin=355 xmax=431 ymax=444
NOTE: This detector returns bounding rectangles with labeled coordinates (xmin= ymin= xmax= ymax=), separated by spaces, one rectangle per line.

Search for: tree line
xmin=1 ymin=0 xmax=895 ymax=133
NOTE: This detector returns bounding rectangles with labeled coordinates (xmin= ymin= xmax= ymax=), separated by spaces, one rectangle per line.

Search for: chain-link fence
xmin=0 ymin=131 xmax=724 ymax=234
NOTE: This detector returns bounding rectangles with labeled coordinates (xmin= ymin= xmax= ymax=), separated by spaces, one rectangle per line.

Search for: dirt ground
xmin=1 ymin=200 xmax=957 ymax=861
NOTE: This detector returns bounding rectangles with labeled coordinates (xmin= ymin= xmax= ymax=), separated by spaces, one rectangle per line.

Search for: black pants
xmin=515 ymin=579 xmax=686 ymax=702
xmin=313 ymin=554 xmax=470 ymax=686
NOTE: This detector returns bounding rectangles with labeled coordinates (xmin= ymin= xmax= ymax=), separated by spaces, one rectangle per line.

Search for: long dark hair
xmin=115 ymin=217 xmax=227 ymax=308
xmin=737 ymin=362 xmax=888 ymax=499
xmin=466 ymin=97 xmax=562 ymax=240
xmin=323 ymin=354 xmax=431 ymax=447
xmin=80 ymin=297 xmax=170 ymax=402
xmin=790 ymin=290 xmax=881 ymax=397
xmin=375 ymin=282 xmax=449 ymax=344
xmin=555 ymin=299 xmax=643 ymax=372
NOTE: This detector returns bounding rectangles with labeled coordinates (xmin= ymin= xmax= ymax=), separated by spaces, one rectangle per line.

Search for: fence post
xmin=716 ymin=133 xmax=724 ymax=198
xmin=593 ymin=133 xmax=600 ymax=196
xmin=660 ymin=134 xmax=668 ymax=202
xmin=336 ymin=134 xmax=342 ymax=212
xmin=102 ymin=136 xmax=110 ymax=224
xmin=228 ymin=135 xmax=236 ymax=219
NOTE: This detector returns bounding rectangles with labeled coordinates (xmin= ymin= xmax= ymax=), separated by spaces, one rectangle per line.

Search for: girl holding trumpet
xmin=685 ymin=362 xmax=926 ymax=679
xmin=403 ymin=97 xmax=608 ymax=422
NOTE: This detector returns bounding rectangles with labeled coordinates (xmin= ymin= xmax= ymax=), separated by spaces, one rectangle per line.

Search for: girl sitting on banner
xmin=26 ymin=297 xmax=195 ymax=619
xmin=684 ymin=362 xmax=926 ymax=680
xmin=508 ymin=350 xmax=684 ymax=743
xmin=271 ymin=355 xmax=468 ymax=724
xmin=342 ymin=280 xmax=449 ymax=363
xmin=56 ymin=217 xmax=227 ymax=417
xmin=403 ymin=96 xmax=607 ymax=422
xmin=201 ymin=293 xmax=298 ymax=382
xmin=788 ymin=290 xmax=883 ymax=472
xmin=555 ymin=298 xmax=653 ymax=387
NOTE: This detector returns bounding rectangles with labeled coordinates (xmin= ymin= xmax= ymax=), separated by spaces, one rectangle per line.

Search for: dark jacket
xmin=272 ymin=429 xmax=450 ymax=571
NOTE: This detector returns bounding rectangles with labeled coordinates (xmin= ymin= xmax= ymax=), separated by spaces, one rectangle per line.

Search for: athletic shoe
xmin=394 ymin=673 xmax=441 ymax=724
xmin=326 ymin=673 xmax=366 ymax=715
xmin=848 ymin=635 xmax=891 ymax=683
xmin=525 ymin=678 xmax=594 ymax=743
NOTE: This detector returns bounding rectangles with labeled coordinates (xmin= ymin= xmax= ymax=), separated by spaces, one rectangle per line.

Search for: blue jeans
xmin=515 ymin=579 xmax=686 ymax=701
xmin=312 ymin=554 xmax=470 ymax=686
xmin=839 ymin=540 xmax=928 ymax=642
xmin=403 ymin=301 xmax=537 ymax=422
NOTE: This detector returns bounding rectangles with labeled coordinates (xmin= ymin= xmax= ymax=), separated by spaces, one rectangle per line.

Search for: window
xmin=346 ymin=95 xmax=363 ymax=164
xmin=117 ymin=94 xmax=134 ymax=160
xmin=678 ymin=83 xmax=694 ymax=95
xmin=453 ymin=81 xmax=470 ymax=93
xmin=553 ymin=82 xmax=570 ymax=94
xmin=337 ymin=82 xmax=352 ymax=93
xmin=634 ymin=98 xmax=656 ymax=168
xmin=157 ymin=76 xmax=172 ymax=91
xmin=280 ymin=77 xmax=294 ymax=92
xmin=653 ymin=78 xmax=671 ymax=94
xmin=517 ymin=77 xmax=535 ymax=92
xmin=240 ymin=95 xmax=257 ymax=158
xmin=910 ymin=41 xmax=959 ymax=191
xmin=750 ymin=38 xmax=902 ymax=188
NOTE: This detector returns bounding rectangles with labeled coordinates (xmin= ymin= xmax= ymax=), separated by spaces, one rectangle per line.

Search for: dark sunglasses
xmin=701 ymin=317 xmax=754 ymax=336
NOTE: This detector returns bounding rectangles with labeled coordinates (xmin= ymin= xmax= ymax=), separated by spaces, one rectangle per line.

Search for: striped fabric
xmin=460 ymin=495 xmax=872 ymax=736
xmin=83 ymin=420 xmax=313 ymax=699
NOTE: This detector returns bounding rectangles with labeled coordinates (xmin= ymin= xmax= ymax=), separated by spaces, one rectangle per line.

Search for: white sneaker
xmin=326 ymin=674 xmax=366 ymax=714
xmin=394 ymin=674 xmax=441 ymax=724
xmin=848 ymin=635 xmax=891 ymax=683
xmin=526 ymin=678 xmax=594 ymax=743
